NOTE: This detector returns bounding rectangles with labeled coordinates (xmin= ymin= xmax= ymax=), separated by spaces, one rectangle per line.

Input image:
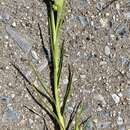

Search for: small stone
xmin=115 ymin=24 xmax=126 ymax=36
xmin=0 ymin=15 xmax=2 ymax=20
xmin=106 ymin=13 xmax=110 ymax=16
xmin=111 ymin=93 xmax=120 ymax=104
xmin=26 ymin=6 xmax=30 ymax=9
xmin=0 ymin=96 xmax=10 ymax=104
xmin=117 ymin=116 xmax=123 ymax=126
xmin=31 ymin=50 xmax=39 ymax=61
xmin=77 ymin=16 xmax=90 ymax=27
xmin=100 ymin=18 xmax=108 ymax=27
xmin=80 ymin=75 xmax=86 ymax=79
xmin=8 ymin=82 xmax=12 ymax=87
xmin=34 ymin=80 xmax=39 ymax=87
xmin=105 ymin=45 xmax=110 ymax=56
xmin=124 ymin=12 xmax=130 ymax=20
xmin=63 ymin=79 xmax=68 ymax=85
xmin=100 ymin=61 xmax=107 ymax=65
xmin=94 ymin=94 xmax=106 ymax=106
xmin=11 ymin=94 xmax=15 ymax=98
xmin=4 ymin=35 xmax=9 ymax=40
xmin=93 ymin=118 xmax=98 ymax=124
xmin=96 ymin=2 xmax=104 ymax=11
xmin=1 ymin=2 xmax=5 ymax=5
xmin=96 ymin=121 xmax=111 ymax=129
xmin=38 ymin=61 xmax=48 ymax=72
xmin=121 ymin=56 xmax=129 ymax=65
xmin=6 ymin=25 xmax=32 ymax=54
xmin=116 ymin=3 xmax=120 ymax=10
xmin=11 ymin=21 xmax=16 ymax=27
xmin=118 ymin=93 xmax=123 ymax=97
xmin=27 ymin=119 xmax=33 ymax=128
xmin=2 ymin=107 xmax=18 ymax=122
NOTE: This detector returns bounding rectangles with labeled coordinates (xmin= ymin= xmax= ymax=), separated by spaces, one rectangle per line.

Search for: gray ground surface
xmin=0 ymin=0 xmax=130 ymax=130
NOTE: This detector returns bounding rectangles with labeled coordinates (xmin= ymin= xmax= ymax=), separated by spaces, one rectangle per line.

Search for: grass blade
xmin=66 ymin=101 xmax=82 ymax=130
xmin=79 ymin=116 xmax=92 ymax=128
xmin=12 ymin=63 xmax=63 ymax=128
xmin=12 ymin=63 xmax=53 ymax=105
xmin=57 ymin=41 xmax=64 ymax=86
xmin=74 ymin=102 xmax=83 ymax=130
xmin=24 ymin=105 xmax=49 ymax=130
xmin=26 ymin=85 xmax=64 ymax=129
xmin=24 ymin=105 xmax=44 ymax=118
xmin=30 ymin=62 xmax=55 ymax=104
xmin=61 ymin=65 xmax=73 ymax=114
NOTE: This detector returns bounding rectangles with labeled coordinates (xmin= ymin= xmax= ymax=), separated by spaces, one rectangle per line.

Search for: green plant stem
xmin=50 ymin=6 xmax=65 ymax=130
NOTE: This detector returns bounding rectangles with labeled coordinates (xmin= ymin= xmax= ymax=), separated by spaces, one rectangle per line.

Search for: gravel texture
xmin=1 ymin=0 xmax=130 ymax=130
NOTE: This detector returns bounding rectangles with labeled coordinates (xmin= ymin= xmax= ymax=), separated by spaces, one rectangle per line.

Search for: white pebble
xmin=11 ymin=94 xmax=15 ymax=98
xmin=105 ymin=45 xmax=111 ymax=56
xmin=111 ymin=93 xmax=120 ymax=104
xmin=63 ymin=79 xmax=68 ymax=85
xmin=80 ymin=75 xmax=86 ymax=79
xmin=12 ymin=21 xmax=16 ymax=27
xmin=94 ymin=94 xmax=106 ymax=105
xmin=117 ymin=116 xmax=123 ymax=126
xmin=31 ymin=50 xmax=39 ymax=60
xmin=116 ymin=3 xmax=120 ymax=10
xmin=100 ymin=18 xmax=108 ymax=27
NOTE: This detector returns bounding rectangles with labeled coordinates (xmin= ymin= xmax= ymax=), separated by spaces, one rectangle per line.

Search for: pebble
xmin=111 ymin=93 xmax=120 ymax=104
xmin=124 ymin=12 xmax=130 ymax=20
xmin=100 ymin=18 xmax=108 ymax=27
xmin=31 ymin=50 xmax=39 ymax=61
xmin=80 ymin=74 xmax=86 ymax=79
xmin=6 ymin=25 xmax=32 ymax=54
xmin=94 ymin=94 xmax=106 ymax=106
xmin=116 ymin=3 xmax=120 ymax=10
xmin=0 ymin=96 xmax=10 ymax=104
xmin=11 ymin=21 xmax=16 ymax=27
xmin=4 ymin=35 xmax=9 ymax=40
xmin=84 ymin=119 xmax=93 ymax=130
xmin=118 ymin=93 xmax=123 ymax=97
xmin=77 ymin=16 xmax=90 ymax=27
xmin=121 ymin=56 xmax=129 ymax=65
xmin=2 ymin=107 xmax=18 ymax=122
xmin=105 ymin=45 xmax=111 ymax=56
xmin=115 ymin=24 xmax=126 ymax=36
xmin=0 ymin=12 xmax=10 ymax=22
xmin=27 ymin=119 xmax=33 ymax=128
xmin=117 ymin=116 xmax=123 ymax=126
xmin=100 ymin=61 xmax=107 ymax=66
xmin=96 ymin=121 xmax=111 ymax=129
xmin=80 ymin=0 xmax=89 ymax=6
xmin=96 ymin=2 xmax=104 ymax=11
xmin=11 ymin=93 xmax=15 ymax=98
xmin=63 ymin=78 xmax=68 ymax=85
xmin=37 ymin=61 xmax=48 ymax=72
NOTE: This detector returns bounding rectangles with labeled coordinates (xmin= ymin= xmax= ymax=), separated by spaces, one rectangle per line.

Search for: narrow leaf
xmin=27 ymin=85 xmax=64 ymax=129
xmin=12 ymin=63 xmax=62 ymax=127
xmin=57 ymin=41 xmax=64 ymax=86
xmin=24 ymin=105 xmax=49 ymax=130
xmin=74 ymin=102 xmax=83 ymax=130
xmin=79 ymin=116 xmax=92 ymax=128
xmin=30 ymin=63 xmax=55 ymax=104
xmin=32 ymin=81 xmax=53 ymax=105
xmin=24 ymin=105 xmax=43 ymax=118
xmin=61 ymin=65 xmax=73 ymax=114
xmin=66 ymin=101 xmax=82 ymax=130
xmin=12 ymin=63 xmax=53 ymax=105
